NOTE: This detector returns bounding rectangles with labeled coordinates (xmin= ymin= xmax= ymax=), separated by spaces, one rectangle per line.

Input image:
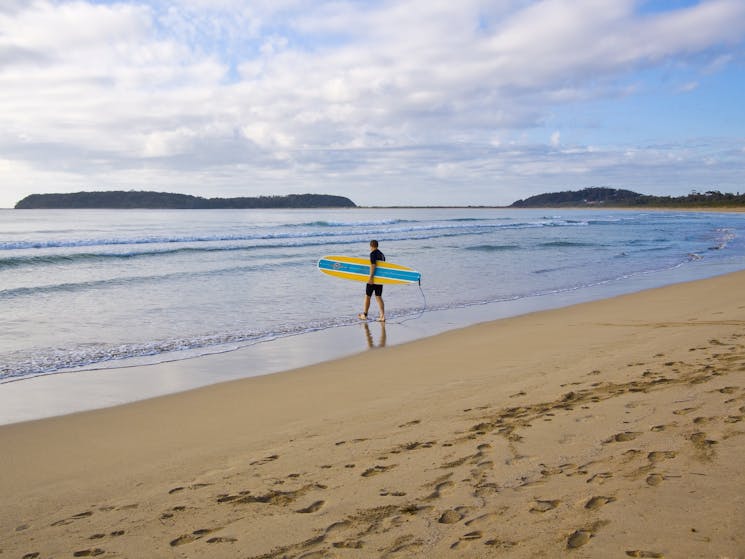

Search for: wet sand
xmin=1 ymin=271 xmax=744 ymax=558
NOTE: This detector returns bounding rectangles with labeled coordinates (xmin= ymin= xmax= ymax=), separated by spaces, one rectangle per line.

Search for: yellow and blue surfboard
xmin=318 ymin=255 xmax=421 ymax=285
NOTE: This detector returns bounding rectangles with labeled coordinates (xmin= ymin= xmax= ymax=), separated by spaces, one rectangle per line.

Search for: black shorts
xmin=366 ymin=283 xmax=383 ymax=297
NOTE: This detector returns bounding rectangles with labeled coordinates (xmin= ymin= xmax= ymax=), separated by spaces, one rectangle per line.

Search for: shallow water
xmin=2 ymin=207 xmax=744 ymax=383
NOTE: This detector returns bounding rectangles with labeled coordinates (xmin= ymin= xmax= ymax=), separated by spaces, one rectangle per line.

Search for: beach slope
xmin=2 ymin=271 xmax=745 ymax=558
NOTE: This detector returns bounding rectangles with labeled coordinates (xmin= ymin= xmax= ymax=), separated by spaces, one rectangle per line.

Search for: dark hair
xmin=370 ymin=240 xmax=379 ymax=248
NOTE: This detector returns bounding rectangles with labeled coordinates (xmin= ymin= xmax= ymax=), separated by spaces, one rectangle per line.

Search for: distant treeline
xmin=15 ymin=191 xmax=357 ymax=209
xmin=511 ymin=187 xmax=745 ymax=208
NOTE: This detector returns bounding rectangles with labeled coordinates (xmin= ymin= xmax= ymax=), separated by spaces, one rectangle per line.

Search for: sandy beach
xmin=2 ymin=271 xmax=745 ymax=558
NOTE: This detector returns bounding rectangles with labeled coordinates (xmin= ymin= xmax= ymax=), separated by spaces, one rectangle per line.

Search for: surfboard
xmin=318 ymin=255 xmax=421 ymax=285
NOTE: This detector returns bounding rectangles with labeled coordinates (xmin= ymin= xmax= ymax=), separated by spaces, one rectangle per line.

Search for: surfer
xmin=359 ymin=240 xmax=386 ymax=322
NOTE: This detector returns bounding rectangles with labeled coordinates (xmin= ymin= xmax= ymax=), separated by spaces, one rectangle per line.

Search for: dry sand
xmin=2 ymin=271 xmax=745 ymax=558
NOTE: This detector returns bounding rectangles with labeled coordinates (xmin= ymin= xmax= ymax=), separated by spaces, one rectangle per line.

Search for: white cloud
xmin=707 ymin=53 xmax=734 ymax=72
xmin=0 ymin=0 xmax=744 ymax=207
xmin=678 ymin=81 xmax=700 ymax=92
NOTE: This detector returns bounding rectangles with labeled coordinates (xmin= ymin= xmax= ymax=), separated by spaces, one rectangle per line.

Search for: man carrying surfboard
xmin=359 ymin=240 xmax=386 ymax=322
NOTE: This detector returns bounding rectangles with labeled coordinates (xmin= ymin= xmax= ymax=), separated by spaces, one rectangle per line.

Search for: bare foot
xmin=358 ymin=313 xmax=368 ymax=320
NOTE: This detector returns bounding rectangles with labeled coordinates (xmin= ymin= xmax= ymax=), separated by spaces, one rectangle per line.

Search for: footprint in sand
xmin=73 ymin=550 xmax=105 ymax=557
xmin=382 ymin=535 xmax=424 ymax=556
xmin=603 ymin=431 xmax=642 ymax=444
xmin=566 ymin=530 xmax=592 ymax=549
xmin=485 ymin=538 xmax=518 ymax=549
xmin=90 ymin=530 xmax=125 ymax=540
xmin=622 ymin=449 xmax=643 ymax=460
xmin=519 ymin=477 xmax=547 ymax=489
xmin=450 ymin=531 xmax=483 ymax=550
xmin=673 ymin=407 xmax=699 ymax=416
xmin=650 ymin=424 xmax=673 ymax=432
xmin=647 ymin=451 xmax=677 ymax=463
xmin=426 ymin=479 xmax=455 ymax=501
xmin=464 ymin=510 xmax=506 ymax=529
xmin=206 ymin=536 xmax=238 ymax=544
xmin=585 ymin=496 xmax=616 ymax=510
xmin=218 ymin=483 xmax=323 ymax=506
xmin=587 ymin=472 xmax=613 ymax=484
xmin=442 ymin=455 xmax=471 ymax=469
xmin=332 ymin=538 xmax=365 ymax=549
xmin=475 ymin=459 xmax=494 ymax=470
xmin=396 ymin=441 xmax=435 ymax=452
xmin=161 ymin=505 xmax=188 ymax=519
xmin=689 ymin=432 xmax=718 ymax=460
xmin=566 ymin=520 xmax=609 ymax=549
xmin=324 ymin=520 xmax=353 ymax=539
xmin=361 ymin=464 xmax=396 ymax=477
xmin=530 ymin=499 xmax=560 ymax=513
xmin=439 ymin=509 xmax=463 ymax=524
xmin=170 ymin=528 xmax=218 ymax=547
xmin=250 ymin=454 xmax=279 ymax=466
xmin=626 ymin=551 xmax=664 ymax=558
xmin=297 ymin=500 xmax=325 ymax=514
xmin=51 ymin=511 xmax=93 ymax=527
xmin=541 ymin=463 xmax=579 ymax=476
xmin=646 ymin=474 xmax=665 ymax=486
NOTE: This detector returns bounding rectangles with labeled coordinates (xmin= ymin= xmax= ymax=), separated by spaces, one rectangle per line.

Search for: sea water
xmin=1 ymin=208 xmax=744 ymax=386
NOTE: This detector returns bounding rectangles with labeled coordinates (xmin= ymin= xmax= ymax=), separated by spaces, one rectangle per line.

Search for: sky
xmin=0 ymin=0 xmax=744 ymax=208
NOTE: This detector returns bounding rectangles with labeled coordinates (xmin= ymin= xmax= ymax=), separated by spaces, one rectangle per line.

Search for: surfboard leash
xmin=390 ymin=282 xmax=427 ymax=325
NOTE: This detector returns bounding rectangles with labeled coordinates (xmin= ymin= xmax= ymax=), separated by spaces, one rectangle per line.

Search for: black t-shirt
xmin=370 ymin=249 xmax=385 ymax=265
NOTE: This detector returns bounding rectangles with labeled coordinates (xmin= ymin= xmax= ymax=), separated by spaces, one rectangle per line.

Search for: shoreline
xmin=3 ymin=254 xmax=743 ymax=426
xmin=2 ymin=271 xmax=745 ymax=557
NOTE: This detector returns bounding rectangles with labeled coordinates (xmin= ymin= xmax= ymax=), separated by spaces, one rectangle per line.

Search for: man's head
xmin=370 ymin=240 xmax=379 ymax=249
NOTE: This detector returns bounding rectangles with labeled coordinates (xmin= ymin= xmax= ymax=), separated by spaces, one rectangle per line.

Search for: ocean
xmin=2 ymin=207 xmax=744 ymax=390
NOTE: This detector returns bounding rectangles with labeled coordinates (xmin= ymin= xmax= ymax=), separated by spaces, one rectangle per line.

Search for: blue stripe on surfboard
xmin=318 ymin=259 xmax=420 ymax=283
xmin=318 ymin=259 xmax=365 ymax=277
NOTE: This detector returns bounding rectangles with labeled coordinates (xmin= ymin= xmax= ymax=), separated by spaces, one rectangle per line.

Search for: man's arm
xmin=368 ymin=261 xmax=376 ymax=284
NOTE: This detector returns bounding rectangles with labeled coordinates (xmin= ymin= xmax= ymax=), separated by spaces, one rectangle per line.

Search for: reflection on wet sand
xmin=362 ymin=321 xmax=387 ymax=349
